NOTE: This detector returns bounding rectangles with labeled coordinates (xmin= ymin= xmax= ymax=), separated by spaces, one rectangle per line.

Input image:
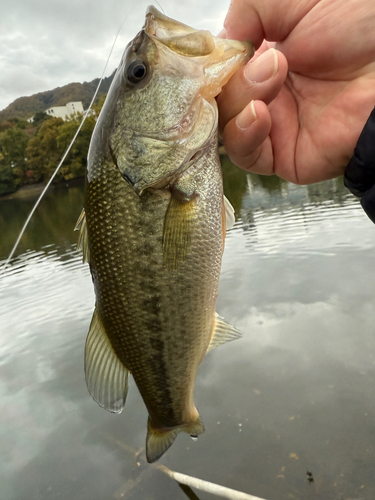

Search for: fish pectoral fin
xmin=146 ymin=415 xmax=204 ymax=463
xmin=207 ymin=313 xmax=242 ymax=353
xmin=85 ymin=308 xmax=129 ymax=413
xmin=223 ymin=195 xmax=235 ymax=230
xmin=163 ymin=191 xmax=197 ymax=270
xmin=74 ymin=208 xmax=90 ymax=264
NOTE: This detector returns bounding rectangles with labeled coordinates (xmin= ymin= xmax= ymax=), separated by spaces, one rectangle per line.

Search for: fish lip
xmin=144 ymin=5 xmax=196 ymax=37
xmin=144 ymin=6 xmax=251 ymax=52
xmin=143 ymin=6 xmax=253 ymax=98
xmin=144 ymin=6 xmax=252 ymax=61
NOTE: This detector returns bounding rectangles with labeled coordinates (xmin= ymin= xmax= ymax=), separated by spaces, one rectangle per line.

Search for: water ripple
xmin=225 ymin=193 xmax=370 ymax=261
xmin=0 ymin=244 xmax=93 ymax=365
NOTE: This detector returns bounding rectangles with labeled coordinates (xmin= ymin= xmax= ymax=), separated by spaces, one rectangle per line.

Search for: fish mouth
xmin=144 ymin=6 xmax=253 ymax=100
xmin=111 ymin=8 xmax=254 ymax=196
xmin=144 ymin=5 xmax=215 ymax=56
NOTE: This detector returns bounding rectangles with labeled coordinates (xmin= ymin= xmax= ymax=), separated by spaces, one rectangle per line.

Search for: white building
xmin=45 ymin=101 xmax=84 ymax=120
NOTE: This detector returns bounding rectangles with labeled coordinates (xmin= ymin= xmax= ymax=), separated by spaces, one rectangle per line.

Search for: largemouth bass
xmin=76 ymin=6 xmax=252 ymax=463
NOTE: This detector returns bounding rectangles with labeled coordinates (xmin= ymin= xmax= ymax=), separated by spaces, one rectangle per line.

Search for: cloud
xmin=0 ymin=0 xmax=230 ymax=112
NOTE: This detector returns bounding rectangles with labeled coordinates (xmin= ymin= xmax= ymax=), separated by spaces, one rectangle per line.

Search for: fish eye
xmin=126 ymin=60 xmax=148 ymax=84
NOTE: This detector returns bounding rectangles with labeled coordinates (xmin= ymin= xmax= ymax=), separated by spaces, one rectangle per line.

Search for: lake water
xmin=1 ymin=159 xmax=375 ymax=500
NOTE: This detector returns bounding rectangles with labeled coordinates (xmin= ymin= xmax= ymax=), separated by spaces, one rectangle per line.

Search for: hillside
xmin=0 ymin=72 xmax=116 ymax=121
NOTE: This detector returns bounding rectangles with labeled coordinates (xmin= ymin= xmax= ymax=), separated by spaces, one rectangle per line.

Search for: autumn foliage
xmin=0 ymin=96 xmax=105 ymax=195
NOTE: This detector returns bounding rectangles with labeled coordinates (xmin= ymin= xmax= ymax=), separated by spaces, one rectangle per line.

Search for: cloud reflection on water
xmin=2 ymin=167 xmax=375 ymax=499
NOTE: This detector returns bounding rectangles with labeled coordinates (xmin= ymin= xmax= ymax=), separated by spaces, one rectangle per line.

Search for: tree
xmin=0 ymin=127 xmax=30 ymax=192
xmin=0 ymin=95 xmax=106 ymax=190
xmin=0 ymin=163 xmax=16 ymax=195
xmin=32 ymin=111 xmax=51 ymax=129
xmin=0 ymin=121 xmax=15 ymax=133
xmin=56 ymin=113 xmax=97 ymax=180
xmin=26 ymin=118 xmax=64 ymax=182
xmin=55 ymin=97 xmax=106 ymax=180
xmin=14 ymin=119 xmax=28 ymax=130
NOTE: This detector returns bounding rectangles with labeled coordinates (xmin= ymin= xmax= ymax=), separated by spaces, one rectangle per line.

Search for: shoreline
xmin=0 ymin=177 xmax=85 ymax=201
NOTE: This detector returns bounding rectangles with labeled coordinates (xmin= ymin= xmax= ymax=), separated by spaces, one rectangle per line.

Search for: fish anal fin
xmin=163 ymin=191 xmax=197 ymax=270
xmin=74 ymin=208 xmax=90 ymax=264
xmin=207 ymin=313 xmax=242 ymax=353
xmin=85 ymin=308 xmax=129 ymax=413
xmin=146 ymin=415 xmax=205 ymax=463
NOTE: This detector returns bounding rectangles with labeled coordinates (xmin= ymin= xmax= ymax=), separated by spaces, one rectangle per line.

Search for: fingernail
xmin=237 ymin=101 xmax=257 ymax=129
xmin=245 ymin=48 xmax=278 ymax=83
xmin=217 ymin=28 xmax=227 ymax=38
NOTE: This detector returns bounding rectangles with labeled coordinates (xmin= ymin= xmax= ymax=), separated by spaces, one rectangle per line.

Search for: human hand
xmin=217 ymin=0 xmax=375 ymax=184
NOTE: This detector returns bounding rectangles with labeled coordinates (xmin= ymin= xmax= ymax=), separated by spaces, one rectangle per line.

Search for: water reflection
xmin=1 ymin=160 xmax=375 ymax=500
xmin=0 ymin=182 xmax=85 ymax=260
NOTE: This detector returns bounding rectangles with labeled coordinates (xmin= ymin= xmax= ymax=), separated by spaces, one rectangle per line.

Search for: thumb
xmin=223 ymin=0 xmax=313 ymax=48
xmin=217 ymin=47 xmax=288 ymax=130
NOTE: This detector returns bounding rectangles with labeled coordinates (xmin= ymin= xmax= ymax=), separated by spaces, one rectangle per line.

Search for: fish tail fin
xmin=146 ymin=419 xmax=179 ymax=463
xmin=146 ymin=415 xmax=205 ymax=463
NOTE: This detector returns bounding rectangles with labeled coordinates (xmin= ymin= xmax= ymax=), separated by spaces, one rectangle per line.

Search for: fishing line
xmin=0 ymin=14 xmax=129 ymax=277
xmin=154 ymin=1 xmax=165 ymax=14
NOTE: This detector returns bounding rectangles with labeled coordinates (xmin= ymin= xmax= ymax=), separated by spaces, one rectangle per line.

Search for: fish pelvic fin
xmin=162 ymin=192 xmax=197 ymax=270
xmin=85 ymin=308 xmax=129 ymax=413
xmin=223 ymin=195 xmax=235 ymax=231
xmin=74 ymin=208 xmax=90 ymax=264
xmin=207 ymin=313 xmax=242 ymax=353
xmin=222 ymin=196 xmax=235 ymax=246
xmin=146 ymin=415 xmax=205 ymax=463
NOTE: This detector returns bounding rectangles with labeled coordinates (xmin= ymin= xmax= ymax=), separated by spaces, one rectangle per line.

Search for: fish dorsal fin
xmin=223 ymin=195 xmax=235 ymax=230
xmin=85 ymin=308 xmax=129 ymax=413
xmin=207 ymin=313 xmax=242 ymax=353
xmin=163 ymin=192 xmax=197 ymax=270
xmin=74 ymin=208 xmax=90 ymax=264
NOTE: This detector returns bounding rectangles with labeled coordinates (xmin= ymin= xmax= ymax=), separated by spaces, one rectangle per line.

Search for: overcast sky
xmin=0 ymin=0 xmax=232 ymax=112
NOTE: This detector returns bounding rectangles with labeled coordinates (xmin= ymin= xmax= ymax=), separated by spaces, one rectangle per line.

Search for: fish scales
xmin=86 ymin=139 xmax=223 ymax=425
xmin=77 ymin=6 xmax=253 ymax=462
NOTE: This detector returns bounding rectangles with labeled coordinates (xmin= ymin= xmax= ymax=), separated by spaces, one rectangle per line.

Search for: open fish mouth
xmin=145 ymin=5 xmax=217 ymax=57
xmin=144 ymin=5 xmax=253 ymax=101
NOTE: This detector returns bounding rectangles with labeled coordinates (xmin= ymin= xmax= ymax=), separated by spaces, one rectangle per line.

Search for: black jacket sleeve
xmin=344 ymin=107 xmax=375 ymax=223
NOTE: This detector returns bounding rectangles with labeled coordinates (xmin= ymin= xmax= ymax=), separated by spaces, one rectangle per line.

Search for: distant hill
xmin=0 ymin=72 xmax=116 ymax=121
